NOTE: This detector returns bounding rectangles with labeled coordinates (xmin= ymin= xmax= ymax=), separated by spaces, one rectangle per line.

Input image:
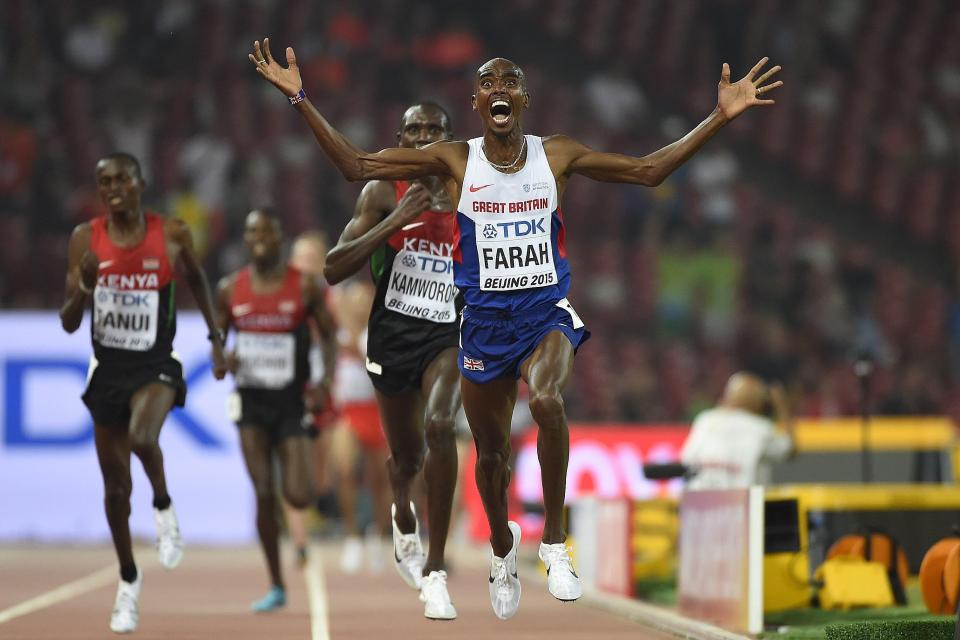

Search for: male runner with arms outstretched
xmin=322 ymin=101 xmax=461 ymax=620
xmin=249 ymin=40 xmax=781 ymax=619
xmin=60 ymin=152 xmax=228 ymax=633
xmin=215 ymin=208 xmax=337 ymax=613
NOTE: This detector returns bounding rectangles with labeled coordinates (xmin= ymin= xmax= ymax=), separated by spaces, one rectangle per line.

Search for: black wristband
xmin=208 ymin=329 xmax=225 ymax=344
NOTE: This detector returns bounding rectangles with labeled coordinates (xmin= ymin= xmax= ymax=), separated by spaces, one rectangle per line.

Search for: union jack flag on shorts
xmin=463 ymin=356 xmax=485 ymax=371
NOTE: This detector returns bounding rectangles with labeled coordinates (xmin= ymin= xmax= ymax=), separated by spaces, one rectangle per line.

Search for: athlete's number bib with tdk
xmin=385 ymin=250 xmax=457 ymax=323
xmin=235 ymin=331 xmax=295 ymax=389
xmin=476 ymin=211 xmax=556 ymax=291
xmin=93 ymin=286 xmax=158 ymax=351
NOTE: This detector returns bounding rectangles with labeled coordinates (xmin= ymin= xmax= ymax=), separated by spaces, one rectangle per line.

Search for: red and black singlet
xmin=228 ymin=265 xmax=310 ymax=394
xmin=89 ymin=212 xmax=176 ymax=366
xmin=366 ymin=181 xmax=462 ymax=369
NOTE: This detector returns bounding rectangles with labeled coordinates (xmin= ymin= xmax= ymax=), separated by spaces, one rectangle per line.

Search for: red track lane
xmin=0 ymin=545 xmax=674 ymax=639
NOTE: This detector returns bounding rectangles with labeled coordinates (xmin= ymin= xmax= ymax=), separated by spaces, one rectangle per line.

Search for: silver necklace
xmin=482 ymin=136 xmax=527 ymax=171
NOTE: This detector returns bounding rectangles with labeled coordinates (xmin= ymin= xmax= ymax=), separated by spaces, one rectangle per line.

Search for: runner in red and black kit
xmin=323 ymin=102 xmax=461 ymax=620
xmin=215 ymin=208 xmax=337 ymax=613
xmin=59 ymin=152 xmax=228 ymax=634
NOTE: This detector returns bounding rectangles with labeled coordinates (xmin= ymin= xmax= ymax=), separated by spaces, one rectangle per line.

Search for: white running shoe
xmin=419 ymin=570 xmax=457 ymax=620
xmin=154 ymin=505 xmax=184 ymax=570
xmin=488 ymin=521 xmax=522 ymax=620
xmin=340 ymin=535 xmax=363 ymax=574
xmin=539 ymin=541 xmax=583 ymax=602
xmin=391 ymin=502 xmax=425 ymax=589
xmin=109 ymin=570 xmax=143 ymax=634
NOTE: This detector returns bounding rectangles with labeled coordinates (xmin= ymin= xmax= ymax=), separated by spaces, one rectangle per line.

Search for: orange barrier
xmin=920 ymin=536 xmax=960 ymax=614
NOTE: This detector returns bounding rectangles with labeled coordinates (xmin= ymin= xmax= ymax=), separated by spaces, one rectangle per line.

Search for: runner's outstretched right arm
xmin=248 ymin=39 xmax=460 ymax=182
xmin=323 ymin=182 xmax=432 ymax=285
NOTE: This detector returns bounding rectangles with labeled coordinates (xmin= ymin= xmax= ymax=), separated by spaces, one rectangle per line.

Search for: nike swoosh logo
xmin=98 ymin=260 xmax=114 ymax=269
xmin=489 ymin=571 xmax=519 ymax=583
xmin=401 ymin=221 xmax=425 ymax=231
xmin=469 ymin=183 xmax=493 ymax=192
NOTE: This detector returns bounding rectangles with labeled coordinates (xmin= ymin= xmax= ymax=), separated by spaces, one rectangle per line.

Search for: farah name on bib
xmin=235 ymin=331 xmax=296 ymax=389
xmin=475 ymin=209 xmax=556 ymax=291
xmin=386 ymin=249 xmax=458 ymax=323
xmin=93 ymin=286 xmax=158 ymax=351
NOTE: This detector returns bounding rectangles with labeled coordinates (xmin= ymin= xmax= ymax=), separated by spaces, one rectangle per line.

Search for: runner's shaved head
xmin=477 ymin=58 xmax=526 ymax=87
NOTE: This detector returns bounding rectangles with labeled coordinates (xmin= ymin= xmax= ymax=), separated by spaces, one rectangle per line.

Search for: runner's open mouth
xmin=490 ymin=99 xmax=512 ymax=124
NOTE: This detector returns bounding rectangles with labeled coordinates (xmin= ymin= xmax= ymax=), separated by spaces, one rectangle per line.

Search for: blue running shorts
xmin=458 ymin=297 xmax=590 ymax=383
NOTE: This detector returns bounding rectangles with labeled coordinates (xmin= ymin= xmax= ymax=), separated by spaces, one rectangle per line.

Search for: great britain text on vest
xmin=471 ymin=197 xmax=549 ymax=214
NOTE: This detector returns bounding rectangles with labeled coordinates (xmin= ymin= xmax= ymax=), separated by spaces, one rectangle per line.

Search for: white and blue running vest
xmin=454 ymin=135 xmax=571 ymax=312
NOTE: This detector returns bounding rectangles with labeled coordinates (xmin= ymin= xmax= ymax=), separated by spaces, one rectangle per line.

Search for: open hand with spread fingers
xmin=248 ymin=38 xmax=302 ymax=98
xmin=717 ymin=57 xmax=783 ymax=121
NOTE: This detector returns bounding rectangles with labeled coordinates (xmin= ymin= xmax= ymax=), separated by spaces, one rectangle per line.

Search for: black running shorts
xmin=365 ymin=332 xmax=458 ymax=395
xmin=230 ymin=388 xmax=314 ymax=442
xmin=82 ymin=356 xmax=187 ymax=428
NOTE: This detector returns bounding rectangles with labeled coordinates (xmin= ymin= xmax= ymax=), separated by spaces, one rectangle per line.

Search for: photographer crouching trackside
xmin=680 ymin=372 xmax=795 ymax=490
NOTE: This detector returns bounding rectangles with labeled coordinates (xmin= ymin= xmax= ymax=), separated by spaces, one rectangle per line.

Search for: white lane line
xmin=304 ymin=545 xmax=331 ymax=640
xmin=0 ymin=565 xmax=117 ymax=625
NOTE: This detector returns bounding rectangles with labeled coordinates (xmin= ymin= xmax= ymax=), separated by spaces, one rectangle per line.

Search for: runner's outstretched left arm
xmin=548 ymin=58 xmax=782 ymax=187
xmin=169 ymin=219 xmax=228 ymax=380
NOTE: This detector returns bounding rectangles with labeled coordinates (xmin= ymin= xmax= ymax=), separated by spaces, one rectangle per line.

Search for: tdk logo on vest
xmin=416 ymin=256 xmax=452 ymax=274
xmin=487 ymin=218 xmax=546 ymax=239
xmin=97 ymin=291 xmax=152 ymax=307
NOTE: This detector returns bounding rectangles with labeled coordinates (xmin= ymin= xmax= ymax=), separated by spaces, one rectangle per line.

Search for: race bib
xmin=93 ymin=286 xmax=158 ymax=351
xmin=475 ymin=211 xmax=557 ymax=291
xmin=385 ymin=250 xmax=458 ymax=323
xmin=235 ymin=331 xmax=295 ymax=389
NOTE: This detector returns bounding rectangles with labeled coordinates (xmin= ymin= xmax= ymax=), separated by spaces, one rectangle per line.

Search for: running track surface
xmin=0 ymin=543 xmax=675 ymax=639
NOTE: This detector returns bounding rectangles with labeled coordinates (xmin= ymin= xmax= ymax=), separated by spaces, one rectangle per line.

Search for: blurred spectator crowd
xmin=1 ymin=0 xmax=957 ymax=421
